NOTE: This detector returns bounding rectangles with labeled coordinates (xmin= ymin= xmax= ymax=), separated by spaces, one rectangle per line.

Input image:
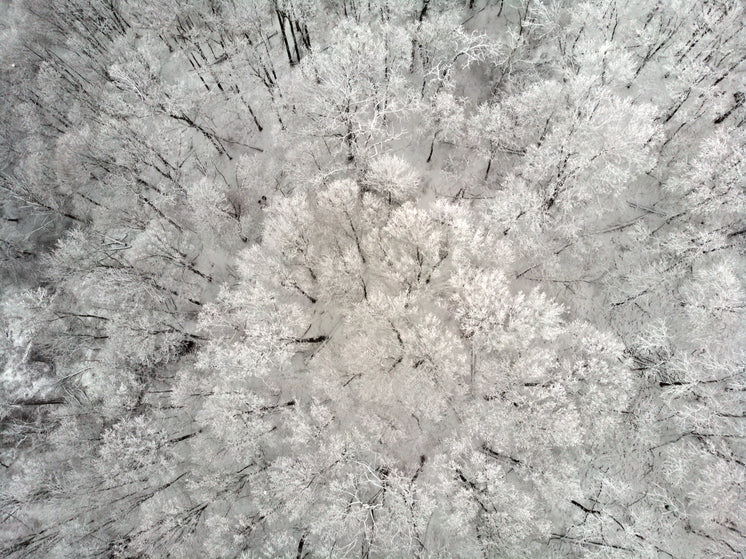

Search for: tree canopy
xmin=1 ymin=0 xmax=744 ymax=557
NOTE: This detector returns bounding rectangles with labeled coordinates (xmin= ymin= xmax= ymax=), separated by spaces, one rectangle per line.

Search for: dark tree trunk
xmin=426 ymin=135 xmax=435 ymax=163
xmin=419 ymin=0 xmax=430 ymax=22
xmin=276 ymin=10 xmax=296 ymax=65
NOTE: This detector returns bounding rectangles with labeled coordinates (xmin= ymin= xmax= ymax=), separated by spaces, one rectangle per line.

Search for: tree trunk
xmin=419 ymin=0 xmax=430 ymax=22
xmin=288 ymin=16 xmax=302 ymax=63
xmin=276 ymin=10 xmax=296 ymax=65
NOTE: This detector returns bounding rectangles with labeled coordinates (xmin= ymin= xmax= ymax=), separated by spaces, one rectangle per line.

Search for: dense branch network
xmin=0 ymin=0 xmax=744 ymax=557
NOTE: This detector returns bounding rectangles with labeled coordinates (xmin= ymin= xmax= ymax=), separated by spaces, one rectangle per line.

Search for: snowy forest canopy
xmin=0 ymin=0 xmax=744 ymax=557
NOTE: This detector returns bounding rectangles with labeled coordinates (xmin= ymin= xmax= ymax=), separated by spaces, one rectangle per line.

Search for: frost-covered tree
xmin=177 ymin=161 xmax=640 ymax=556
